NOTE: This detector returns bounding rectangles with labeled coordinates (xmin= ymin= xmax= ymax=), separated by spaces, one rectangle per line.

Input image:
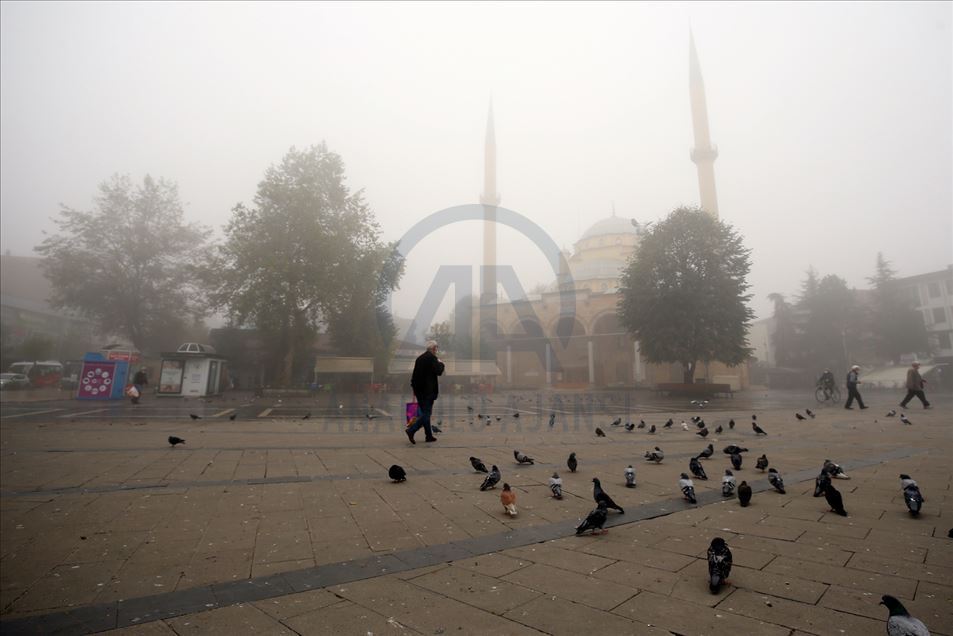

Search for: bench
xmin=656 ymin=382 xmax=734 ymax=398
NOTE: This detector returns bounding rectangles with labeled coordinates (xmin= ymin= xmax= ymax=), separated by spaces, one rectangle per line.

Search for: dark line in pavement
xmin=0 ymin=446 xmax=921 ymax=636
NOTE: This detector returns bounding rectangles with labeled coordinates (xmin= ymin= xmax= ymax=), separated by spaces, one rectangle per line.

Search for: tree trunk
xmin=682 ymin=361 xmax=696 ymax=384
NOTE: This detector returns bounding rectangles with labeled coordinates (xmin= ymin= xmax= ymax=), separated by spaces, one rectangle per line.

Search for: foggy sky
xmin=1 ymin=1 xmax=950 ymax=326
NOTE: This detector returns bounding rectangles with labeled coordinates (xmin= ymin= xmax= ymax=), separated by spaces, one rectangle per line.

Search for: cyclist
xmin=817 ymin=369 xmax=836 ymax=400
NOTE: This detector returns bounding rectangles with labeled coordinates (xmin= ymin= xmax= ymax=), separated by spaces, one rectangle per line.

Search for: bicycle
xmin=815 ymin=385 xmax=841 ymax=404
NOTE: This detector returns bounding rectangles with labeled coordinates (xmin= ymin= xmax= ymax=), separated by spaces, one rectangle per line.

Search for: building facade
xmin=892 ymin=265 xmax=953 ymax=363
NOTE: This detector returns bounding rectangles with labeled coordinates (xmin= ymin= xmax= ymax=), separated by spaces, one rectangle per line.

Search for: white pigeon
xmin=721 ymin=470 xmax=736 ymax=497
xmin=624 ymin=465 xmax=636 ymax=488
xmin=881 ymin=595 xmax=931 ymax=636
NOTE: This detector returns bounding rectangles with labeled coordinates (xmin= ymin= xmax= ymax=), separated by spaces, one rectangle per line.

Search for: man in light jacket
xmin=899 ymin=361 xmax=931 ymax=409
xmin=844 ymin=365 xmax=867 ymax=410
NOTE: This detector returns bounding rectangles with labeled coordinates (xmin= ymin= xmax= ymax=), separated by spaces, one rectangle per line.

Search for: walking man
xmin=844 ymin=364 xmax=867 ymax=410
xmin=900 ymin=361 xmax=931 ymax=409
xmin=408 ymin=340 xmax=444 ymax=444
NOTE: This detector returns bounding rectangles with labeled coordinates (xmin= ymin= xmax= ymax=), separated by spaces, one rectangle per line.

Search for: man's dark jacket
xmin=411 ymin=350 xmax=445 ymax=401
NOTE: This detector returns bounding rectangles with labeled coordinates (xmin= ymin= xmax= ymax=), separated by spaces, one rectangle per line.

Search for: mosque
xmin=471 ymin=33 xmax=749 ymax=391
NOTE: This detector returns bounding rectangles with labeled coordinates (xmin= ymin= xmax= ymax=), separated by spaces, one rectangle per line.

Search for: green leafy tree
xmin=799 ymin=274 xmax=858 ymax=372
xmin=35 ymin=175 xmax=209 ymax=352
xmin=867 ymin=252 xmax=927 ymax=362
xmin=618 ymin=207 xmax=754 ymax=383
xmin=426 ymin=320 xmax=456 ymax=353
xmin=17 ymin=335 xmax=53 ymax=361
xmin=767 ymin=292 xmax=797 ymax=367
xmin=206 ymin=144 xmax=400 ymax=385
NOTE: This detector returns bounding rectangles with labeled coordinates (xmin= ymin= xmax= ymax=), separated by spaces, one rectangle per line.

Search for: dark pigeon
xmin=649 ymin=424 xmax=656 ymax=434
xmin=637 ymin=420 xmax=646 ymax=429
xmin=388 ymin=465 xmax=406 ymax=482
xmin=795 ymin=412 xmax=806 ymax=421
xmin=721 ymin=470 xmax=736 ymax=497
xmin=697 ymin=443 xmax=714 ymax=460
xmin=690 ymin=456 xmax=708 ymax=480
xmin=592 ymin=478 xmax=624 ymax=513
xmin=644 ymin=447 xmax=664 ymax=463
xmin=814 ymin=469 xmax=832 ymax=497
xmin=728 ymin=419 xmax=735 ymax=429
xmin=900 ymin=414 xmax=912 ymax=425
xmin=549 ymin=413 xmax=556 ymax=427
xmin=679 ymin=473 xmax=697 ymax=504
xmin=756 ymin=454 xmax=769 ymax=471
xmin=595 ymin=427 xmax=606 ymax=437
xmin=696 ymin=427 xmax=709 ymax=438
xmin=480 ymin=465 xmax=501 ymax=491
xmin=707 ymin=537 xmax=733 ymax=594
xmin=885 ymin=409 xmax=897 ymax=417
xmin=738 ymin=481 xmax=752 ymax=507
xmin=880 ymin=595 xmax=930 ymax=636
xmin=768 ymin=468 xmax=785 ymax=494
xmin=663 ymin=419 xmax=673 ymax=428
xmin=824 ymin=483 xmax=848 ymax=516
xmin=752 ymin=422 xmax=767 ymax=435
xmin=302 ymin=412 xmax=311 ymax=420
xmin=576 ymin=501 xmax=609 ymax=535
xmin=568 ymin=452 xmax=578 ymax=473
xmin=168 ymin=436 xmax=186 ymax=447
xmin=723 ymin=445 xmax=748 ymax=454
xmin=470 ymin=456 xmax=489 ymax=473
xmin=189 ymin=414 xmax=201 ymax=420
xmin=805 ymin=409 xmax=815 ymax=418
xmin=730 ymin=452 xmax=743 ymax=470
xmin=823 ymin=459 xmax=850 ymax=480
xmin=714 ymin=424 xmax=723 ymax=434
xmin=624 ymin=421 xmax=635 ymax=432
xmin=900 ymin=474 xmax=924 ymax=517
xmin=611 ymin=417 xmax=621 ymax=426
xmin=228 ymin=413 xmax=237 ymax=421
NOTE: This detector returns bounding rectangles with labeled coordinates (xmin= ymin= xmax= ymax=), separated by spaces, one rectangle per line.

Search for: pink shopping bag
xmin=405 ymin=402 xmax=419 ymax=427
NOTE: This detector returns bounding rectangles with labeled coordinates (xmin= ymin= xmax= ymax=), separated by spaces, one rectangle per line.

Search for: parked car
xmin=0 ymin=373 xmax=31 ymax=390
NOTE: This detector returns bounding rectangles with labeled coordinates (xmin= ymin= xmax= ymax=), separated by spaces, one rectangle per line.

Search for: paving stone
xmin=283 ymin=600 xmax=411 ymax=635
xmin=718 ymin=588 xmax=885 ymax=635
xmin=503 ymin=544 xmax=616 ymax=575
xmin=846 ymin=552 xmax=953 ymax=583
xmin=251 ymin=589 xmax=341 ymax=621
xmin=10 ymin=560 xmax=125 ymax=613
xmin=502 ymin=562 xmax=638 ymax=611
xmin=502 ymin=594 xmax=666 ymax=635
xmin=764 ymin=556 xmax=918 ymax=598
xmin=612 ymin=589 xmax=790 ymax=636
xmin=795 ymin=529 xmax=928 ymax=563
xmin=590 ymin=560 xmax=680 ymax=596
xmin=451 ymin=553 xmax=531 ymax=578
xmin=732 ymin=533 xmax=853 ymax=566
xmin=94 ymin=619 xmax=178 ymax=635
xmin=580 ymin=541 xmax=696 ymax=572
xmin=165 ymin=603 xmax=294 ymax=634
xmin=409 ymin=564 xmax=542 ymax=615
xmin=725 ymin=564 xmax=828 ymax=604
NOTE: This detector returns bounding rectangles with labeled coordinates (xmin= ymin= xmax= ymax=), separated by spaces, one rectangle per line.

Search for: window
xmin=933 ymin=307 xmax=947 ymax=324
xmin=937 ymin=332 xmax=953 ymax=350
xmin=947 ymin=279 xmax=953 ymax=294
xmin=928 ymin=282 xmax=940 ymax=298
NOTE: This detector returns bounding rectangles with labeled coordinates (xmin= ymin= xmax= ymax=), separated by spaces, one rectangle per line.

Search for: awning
xmin=386 ymin=358 xmax=501 ymax=377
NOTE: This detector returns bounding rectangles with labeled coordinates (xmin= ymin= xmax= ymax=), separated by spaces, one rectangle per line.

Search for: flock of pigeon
xmin=380 ymin=406 xmax=937 ymax=633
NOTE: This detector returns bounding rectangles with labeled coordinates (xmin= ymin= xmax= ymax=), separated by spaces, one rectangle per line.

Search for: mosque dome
xmin=580 ymin=215 xmax=641 ymax=240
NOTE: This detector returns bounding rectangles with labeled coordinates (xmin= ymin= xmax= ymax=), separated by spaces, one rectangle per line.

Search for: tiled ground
xmin=1 ymin=391 xmax=950 ymax=635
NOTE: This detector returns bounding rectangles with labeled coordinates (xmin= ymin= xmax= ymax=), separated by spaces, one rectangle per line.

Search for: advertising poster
xmin=158 ymin=360 xmax=184 ymax=394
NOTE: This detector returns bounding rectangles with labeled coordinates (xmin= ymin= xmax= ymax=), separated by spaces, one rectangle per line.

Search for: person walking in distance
xmin=844 ymin=364 xmax=867 ymax=410
xmin=408 ymin=341 xmax=444 ymax=444
xmin=900 ymin=361 xmax=931 ymax=409
xmin=131 ymin=367 xmax=148 ymax=405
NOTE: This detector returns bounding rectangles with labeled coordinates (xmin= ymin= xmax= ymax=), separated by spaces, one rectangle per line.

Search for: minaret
xmin=480 ymin=100 xmax=500 ymax=302
xmin=689 ymin=31 xmax=719 ymax=218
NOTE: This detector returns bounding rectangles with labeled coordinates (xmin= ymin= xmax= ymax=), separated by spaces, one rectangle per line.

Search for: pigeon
xmin=228 ymin=413 xmax=237 ymax=421
xmin=752 ymin=422 xmax=767 ymax=435
xmin=721 ymin=470 xmax=736 ymax=497
xmin=485 ymin=416 xmax=492 ymax=426
xmin=714 ymin=424 xmax=723 ymax=434
xmin=756 ymin=454 xmax=769 ymax=471
xmin=880 ymin=595 xmax=931 ymax=636
xmin=690 ymin=456 xmax=708 ymax=480
xmin=168 ymin=436 xmax=186 ymax=447
xmin=624 ymin=465 xmax=636 ymax=488
xmin=823 ymin=459 xmax=850 ymax=480
xmin=728 ymin=419 xmax=735 ymax=430
xmin=886 ymin=409 xmax=897 ymax=417
xmin=567 ymin=452 xmax=578 ymax=473
xmin=388 ymin=464 xmax=407 ymax=482
xmin=648 ymin=424 xmax=656 ymax=434
xmin=303 ymin=412 xmax=311 ymax=420
xmin=431 ymin=424 xmax=442 ymax=434
xmin=595 ymin=427 xmax=606 ymax=437
xmin=768 ymin=468 xmax=785 ymax=494
xmin=644 ymin=447 xmax=664 ymax=463
xmin=795 ymin=412 xmax=806 ymax=421
xmin=679 ymin=473 xmax=697 ymax=504
xmin=707 ymin=537 xmax=733 ymax=594
xmin=365 ymin=412 xmax=377 ymax=420
xmin=814 ymin=469 xmax=832 ymax=497
xmin=730 ymin=452 xmax=743 ymax=470
xmin=470 ymin=456 xmax=489 ymax=473
xmin=500 ymin=483 xmax=518 ymax=516
xmin=696 ymin=420 xmax=706 ymax=429
xmin=576 ymin=502 xmax=609 ymax=535
xmin=549 ymin=472 xmax=563 ymax=499
xmin=665 ymin=419 xmax=675 ymax=429
xmin=691 ymin=415 xmax=701 ymax=423
xmin=824 ymin=483 xmax=848 ymax=516
xmin=805 ymin=409 xmax=815 ymax=418
xmin=549 ymin=413 xmax=555 ymax=427
xmin=513 ymin=412 xmax=520 ymax=419
xmin=723 ymin=445 xmax=748 ymax=454
xmin=592 ymin=478 xmax=624 ymax=513
xmin=900 ymin=414 xmax=912 ymax=425
xmin=637 ymin=420 xmax=646 ymax=429
xmin=514 ymin=450 xmax=535 ymax=465
xmin=480 ymin=465 xmax=501 ymax=491
xmin=467 ymin=405 xmax=474 ymax=412
xmin=496 ymin=416 xmax=502 ymax=422
xmin=681 ymin=422 xmax=689 ymax=431
xmin=900 ymin=474 xmax=924 ymax=516
xmin=697 ymin=427 xmax=709 ymax=438
xmin=624 ymin=421 xmax=635 ymax=432
xmin=611 ymin=417 xmax=622 ymax=427
xmin=697 ymin=443 xmax=714 ymax=460
xmin=189 ymin=414 xmax=201 ymax=420
xmin=738 ymin=481 xmax=752 ymax=507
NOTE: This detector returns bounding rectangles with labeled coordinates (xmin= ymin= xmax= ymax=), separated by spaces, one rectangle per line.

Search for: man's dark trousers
xmin=408 ymin=398 xmax=435 ymax=440
xmin=845 ymin=384 xmax=865 ymax=409
xmin=900 ymin=390 xmax=929 ymax=408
